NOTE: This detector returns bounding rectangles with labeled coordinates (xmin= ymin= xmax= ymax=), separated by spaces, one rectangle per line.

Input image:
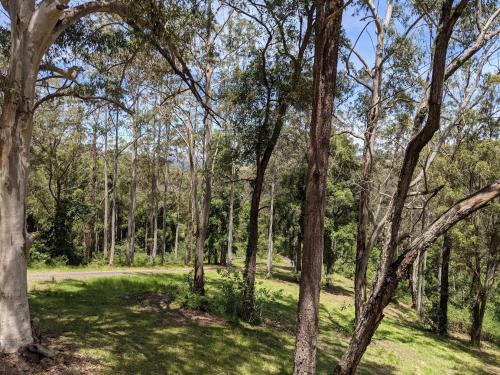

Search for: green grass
xmin=28 ymin=264 xmax=499 ymax=375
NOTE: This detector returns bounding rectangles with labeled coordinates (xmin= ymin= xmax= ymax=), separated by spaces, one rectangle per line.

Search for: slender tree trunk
xmin=227 ymin=163 xmax=235 ymax=266
xmin=470 ymin=289 xmax=487 ymax=347
xmin=470 ymin=222 xmax=498 ymax=347
xmin=185 ymin=127 xmax=198 ymax=266
xmin=150 ymin=120 xmax=161 ymax=264
xmin=85 ymin=119 xmax=98 ymax=262
xmin=244 ymin=164 xmax=266 ymax=298
xmin=194 ymin=3 xmax=214 ymax=293
xmin=174 ymin=169 xmax=183 ymax=260
xmin=266 ymin=178 xmax=275 ymax=277
xmin=296 ymin=232 xmax=303 ymax=272
xmin=438 ymin=232 xmax=451 ymax=335
xmin=354 ymin=1 xmax=393 ymax=324
xmin=126 ymin=119 xmax=139 ymax=266
xmin=103 ymin=122 xmax=110 ymax=260
xmin=293 ymin=2 xmax=343 ymax=373
xmin=416 ymin=251 xmax=427 ymax=315
xmin=109 ymin=112 xmax=119 ymax=265
xmin=161 ymin=124 xmax=170 ymax=265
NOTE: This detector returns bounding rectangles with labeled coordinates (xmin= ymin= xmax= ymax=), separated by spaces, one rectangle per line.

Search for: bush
xmin=177 ymin=272 xmax=210 ymax=311
xmin=217 ymin=268 xmax=281 ymax=324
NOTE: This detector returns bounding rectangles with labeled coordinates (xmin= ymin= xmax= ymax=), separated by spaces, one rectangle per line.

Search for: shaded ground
xmin=7 ymin=263 xmax=499 ymax=375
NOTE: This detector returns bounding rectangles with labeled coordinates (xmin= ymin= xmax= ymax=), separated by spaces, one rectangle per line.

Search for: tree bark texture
xmin=292 ymin=1 xmax=343 ymax=373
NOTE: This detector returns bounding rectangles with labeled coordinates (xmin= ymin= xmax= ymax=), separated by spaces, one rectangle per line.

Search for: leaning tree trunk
xmin=438 ymin=232 xmax=451 ymax=335
xmin=266 ymin=178 xmax=275 ymax=277
xmin=332 ymin=180 xmax=500 ymax=374
xmin=293 ymin=1 xmax=343 ymax=373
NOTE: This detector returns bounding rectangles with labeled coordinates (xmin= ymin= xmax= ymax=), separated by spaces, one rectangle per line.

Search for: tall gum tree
xmin=292 ymin=0 xmax=344 ymax=373
xmin=0 ymin=0 xmax=136 ymax=353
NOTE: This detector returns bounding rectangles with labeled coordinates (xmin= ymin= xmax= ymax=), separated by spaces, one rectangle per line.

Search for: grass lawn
xmin=26 ymin=263 xmax=500 ymax=375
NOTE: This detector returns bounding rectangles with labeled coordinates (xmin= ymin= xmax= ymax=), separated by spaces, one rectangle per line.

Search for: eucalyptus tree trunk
xmin=293 ymin=1 xmax=343 ymax=373
xmin=333 ymin=3 xmax=475 ymax=372
xmin=194 ymin=2 xmax=214 ymax=293
xmin=0 ymin=0 xmax=129 ymax=353
xmin=417 ymin=251 xmax=427 ymax=315
xmin=86 ymin=119 xmax=98 ymax=262
xmin=109 ymin=112 xmax=119 ymax=265
xmin=103 ymin=125 xmax=110 ymax=260
xmin=295 ymin=233 xmax=302 ymax=272
xmin=150 ymin=120 xmax=161 ymax=264
xmin=161 ymin=124 xmax=171 ymax=265
xmin=126 ymin=119 xmax=139 ymax=266
xmin=266 ymin=178 xmax=275 ymax=277
xmin=185 ymin=126 xmax=198 ymax=266
xmin=226 ymin=163 xmax=236 ymax=267
xmin=174 ymin=169 xmax=183 ymax=260
xmin=470 ymin=221 xmax=498 ymax=347
xmin=437 ymin=232 xmax=451 ymax=335
xmin=354 ymin=0 xmax=393 ymax=323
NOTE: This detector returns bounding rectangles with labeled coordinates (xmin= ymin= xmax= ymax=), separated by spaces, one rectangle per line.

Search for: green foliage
xmin=217 ymin=268 xmax=282 ymax=324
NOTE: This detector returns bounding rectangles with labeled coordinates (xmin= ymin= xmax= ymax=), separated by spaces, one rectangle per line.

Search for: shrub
xmin=217 ymin=268 xmax=281 ymax=324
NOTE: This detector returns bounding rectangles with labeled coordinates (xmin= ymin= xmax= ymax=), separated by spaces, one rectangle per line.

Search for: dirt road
xmin=27 ymin=267 xmax=211 ymax=283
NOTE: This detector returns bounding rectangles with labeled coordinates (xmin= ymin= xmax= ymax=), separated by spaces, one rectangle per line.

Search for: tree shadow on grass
xmin=29 ymin=275 xmax=298 ymax=375
xmin=28 ymin=274 xmax=403 ymax=375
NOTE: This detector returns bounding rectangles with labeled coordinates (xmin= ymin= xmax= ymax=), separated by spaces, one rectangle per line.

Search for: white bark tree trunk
xmin=103 ymin=123 xmax=110 ymax=260
xmin=266 ymin=178 xmax=275 ymax=277
xmin=109 ymin=112 xmax=119 ymax=265
xmin=227 ymin=162 xmax=235 ymax=266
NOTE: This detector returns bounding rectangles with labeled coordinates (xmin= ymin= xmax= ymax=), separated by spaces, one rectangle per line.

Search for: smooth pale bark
xmin=417 ymin=251 xmax=427 ymax=315
xmin=266 ymin=178 xmax=275 ymax=277
xmin=354 ymin=0 xmax=393 ymax=324
xmin=174 ymin=170 xmax=183 ymax=260
xmin=161 ymin=124 xmax=170 ymax=265
xmin=293 ymin=1 xmax=343 ymax=373
xmin=150 ymin=120 xmax=161 ymax=264
xmin=0 ymin=0 xmax=130 ymax=353
xmin=109 ymin=112 xmax=119 ymax=265
xmin=194 ymin=3 xmax=214 ymax=293
xmin=185 ymin=124 xmax=198 ymax=266
xmin=103 ymin=124 xmax=110 ymax=260
xmin=437 ymin=232 xmax=451 ymax=335
xmin=126 ymin=119 xmax=139 ymax=266
xmin=227 ymin=163 xmax=236 ymax=266
xmin=85 ymin=119 xmax=98 ymax=262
